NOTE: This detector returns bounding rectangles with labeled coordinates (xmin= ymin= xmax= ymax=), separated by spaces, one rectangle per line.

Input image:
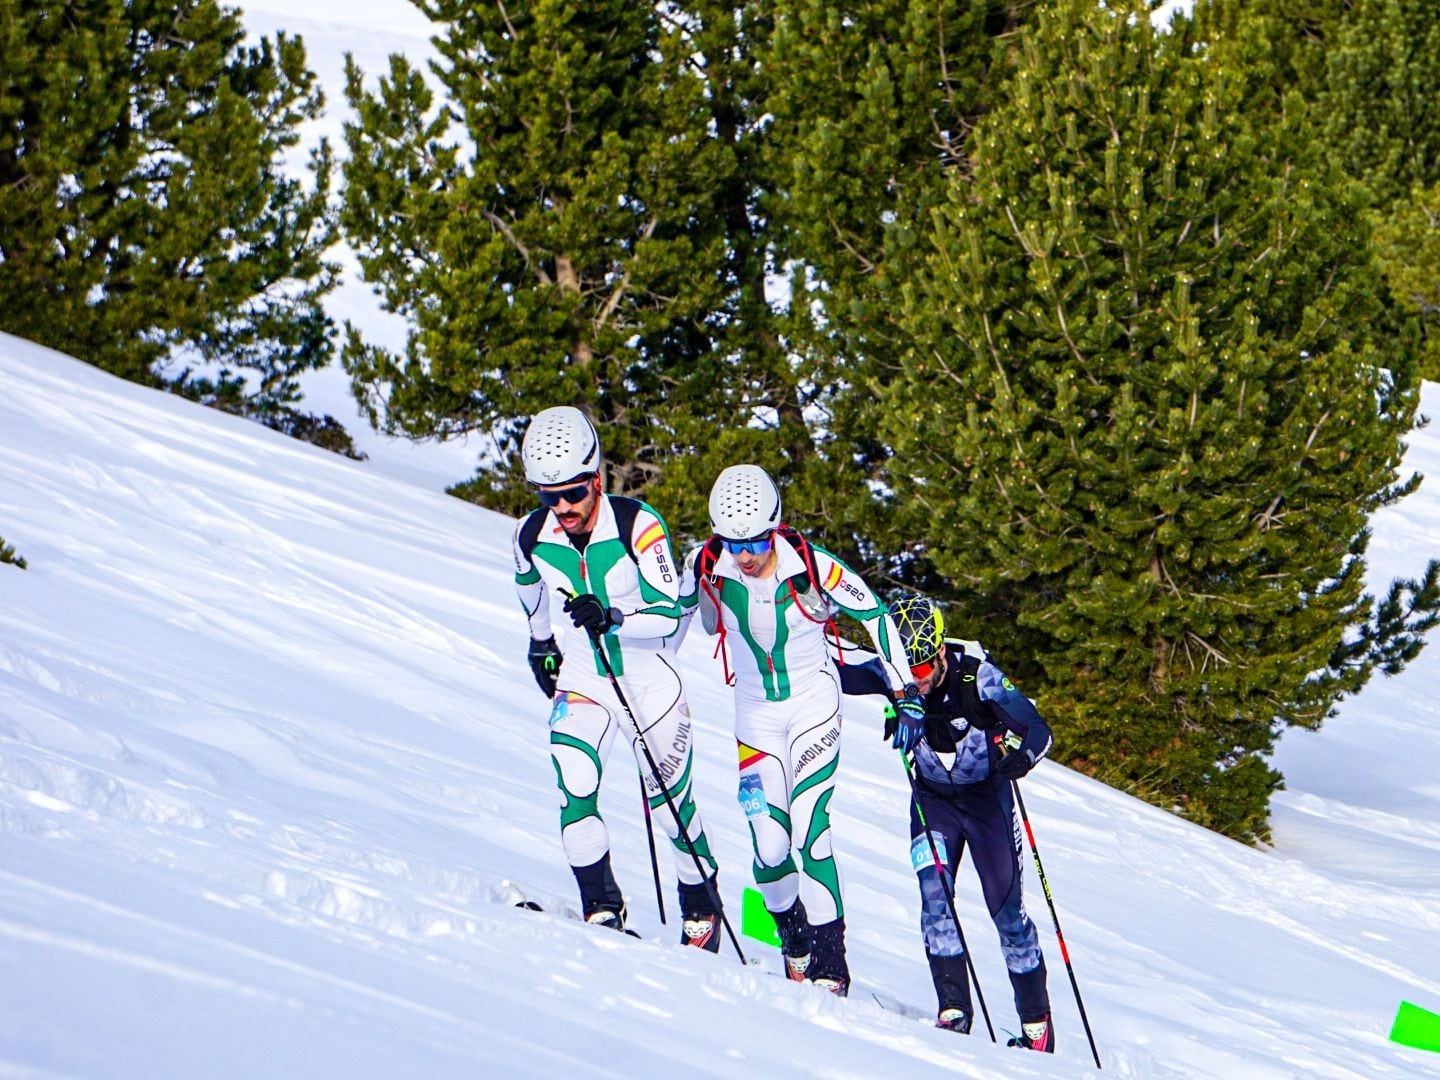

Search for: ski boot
xmin=678 ymin=873 xmax=723 ymax=954
xmin=773 ymin=898 xmax=812 ymax=982
xmin=809 ymin=917 xmax=850 ymax=997
xmin=575 ymin=854 xmax=635 ymax=935
xmin=584 ymin=902 xmax=638 ymax=937
xmin=936 ymin=1006 xmax=972 ymax=1034
xmin=1007 ymin=1014 xmax=1055 ymax=1053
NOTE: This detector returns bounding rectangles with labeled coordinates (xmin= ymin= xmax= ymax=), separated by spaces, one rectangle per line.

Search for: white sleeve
xmin=814 ymin=546 xmax=909 ymax=694
xmin=512 ymin=516 xmax=553 ymax=640
xmin=673 ymin=546 xmax=707 ymax=649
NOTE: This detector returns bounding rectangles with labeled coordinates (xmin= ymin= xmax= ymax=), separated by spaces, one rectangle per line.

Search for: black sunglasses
xmin=535 ymin=477 xmax=596 ymax=508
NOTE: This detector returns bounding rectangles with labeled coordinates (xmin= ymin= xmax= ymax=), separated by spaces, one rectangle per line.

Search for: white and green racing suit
xmin=678 ymin=534 xmax=909 ymax=929
xmin=514 ymin=495 xmax=716 ymax=915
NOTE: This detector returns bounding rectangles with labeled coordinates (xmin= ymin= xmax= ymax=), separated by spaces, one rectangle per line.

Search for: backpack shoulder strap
xmin=775 ymin=522 xmax=822 ymax=594
xmin=608 ymin=496 xmax=643 ymax=560
xmin=697 ymin=535 xmax=725 ymax=583
xmin=773 ymin=524 xmax=843 ymax=665
xmin=695 ymin=534 xmax=734 ymax=685
xmin=516 ymin=508 xmax=547 ymax=561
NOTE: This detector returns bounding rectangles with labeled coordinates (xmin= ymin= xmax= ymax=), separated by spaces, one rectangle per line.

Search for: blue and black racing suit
xmin=845 ymin=638 xmax=1053 ymax=1027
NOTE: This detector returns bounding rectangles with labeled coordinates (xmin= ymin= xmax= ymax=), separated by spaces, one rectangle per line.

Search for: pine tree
xmin=625 ymin=0 xmax=813 ymax=539
xmin=1187 ymin=0 xmax=1440 ymax=378
xmin=1373 ymin=183 xmax=1440 ymax=379
xmin=1321 ymin=1 xmax=1440 ymax=381
xmin=0 ymin=0 xmax=338 ymax=428
xmin=755 ymin=1 xmax=1024 ymax=567
xmin=341 ymin=0 xmax=786 ymax=522
xmin=1318 ymin=0 xmax=1440 ymax=208
xmin=881 ymin=0 xmax=1435 ymax=842
xmin=1179 ymin=0 xmax=1348 ymax=100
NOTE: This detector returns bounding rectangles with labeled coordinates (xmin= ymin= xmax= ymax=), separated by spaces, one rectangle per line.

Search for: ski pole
xmin=901 ymin=750 xmax=995 ymax=1041
xmin=586 ymin=625 xmax=746 ymax=963
xmin=640 ymin=774 xmax=667 ymax=924
xmin=1000 ymin=741 xmax=1102 ymax=1069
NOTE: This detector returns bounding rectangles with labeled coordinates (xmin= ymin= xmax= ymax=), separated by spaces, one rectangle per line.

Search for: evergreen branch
xmin=494 ymin=0 xmax=518 ymax=41
xmin=1186 ymin=631 xmax=1231 ymax=669
xmin=829 ymin=214 xmax=876 ymax=274
xmin=1303 ymin=411 xmax=1331 ymax=453
xmin=1155 ymin=551 xmax=1181 ymax=596
xmin=481 ymin=210 xmax=550 ymax=285
xmin=979 ymin=313 xmax=1012 ymax=397
xmin=1255 ymin=494 xmax=1285 ymax=532
xmin=594 ymin=218 xmax=656 ymax=331
xmin=1055 ymin=302 xmax=1086 ymax=367
xmin=1003 ymin=204 xmax=1042 ymax=257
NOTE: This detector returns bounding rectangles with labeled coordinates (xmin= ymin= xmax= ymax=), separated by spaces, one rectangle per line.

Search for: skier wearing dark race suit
xmin=512 ymin=406 xmax=724 ymax=949
xmin=858 ymin=593 xmax=1057 ymax=1051
xmin=677 ymin=464 xmax=919 ymax=996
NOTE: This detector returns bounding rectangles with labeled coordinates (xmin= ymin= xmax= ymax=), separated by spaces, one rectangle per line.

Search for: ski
xmin=746 ymin=953 xmax=929 ymax=1018
xmin=498 ymin=880 xmax=641 ymax=937
xmin=869 ymin=989 xmax=934 ymax=1023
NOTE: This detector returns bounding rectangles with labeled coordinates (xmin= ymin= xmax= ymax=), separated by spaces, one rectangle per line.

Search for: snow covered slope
xmin=3 ymin=334 xmax=1440 ymax=1078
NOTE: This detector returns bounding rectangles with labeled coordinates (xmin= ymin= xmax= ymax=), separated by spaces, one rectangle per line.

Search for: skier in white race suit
xmin=512 ymin=406 xmax=724 ymax=949
xmin=677 ymin=464 xmax=921 ymax=993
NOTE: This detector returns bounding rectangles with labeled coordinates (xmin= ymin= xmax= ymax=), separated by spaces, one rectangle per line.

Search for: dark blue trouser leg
xmin=976 ymin=779 xmax=1049 ymax=1023
xmin=912 ymin=779 xmax=1050 ymax=1023
xmin=912 ymin=797 xmax=970 ymax=1014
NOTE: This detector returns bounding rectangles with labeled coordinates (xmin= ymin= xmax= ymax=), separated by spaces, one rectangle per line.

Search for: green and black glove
xmin=527 ymin=637 xmax=563 ymax=697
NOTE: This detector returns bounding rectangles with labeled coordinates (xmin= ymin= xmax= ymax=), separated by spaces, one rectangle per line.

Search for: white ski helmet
xmin=709 ymin=464 xmax=782 ymax=541
xmin=522 ymin=406 xmax=601 ymax=485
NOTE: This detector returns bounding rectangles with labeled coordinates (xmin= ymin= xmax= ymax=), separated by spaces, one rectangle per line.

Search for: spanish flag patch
xmin=635 ymin=522 xmax=666 ymax=552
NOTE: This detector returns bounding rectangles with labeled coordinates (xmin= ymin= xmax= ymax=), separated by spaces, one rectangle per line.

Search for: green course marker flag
xmin=1390 ymin=1000 xmax=1440 ymax=1053
xmin=741 ymin=886 xmax=780 ymax=947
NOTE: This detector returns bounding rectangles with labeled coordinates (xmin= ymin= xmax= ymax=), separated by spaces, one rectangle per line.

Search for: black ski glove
xmin=996 ymin=748 xmax=1034 ymax=781
xmin=527 ymin=636 xmax=563 ymax=697
xmin=889 ymin=687 xmax=926 ymax=753
xmin=563 ymin=592 xmax=624 ymax=635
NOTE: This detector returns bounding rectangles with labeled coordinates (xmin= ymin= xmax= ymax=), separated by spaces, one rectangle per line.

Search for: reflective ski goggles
xmin=722 ymin=534 xmax=773 ymax=556
xmin=534 ymin=476 xmax=596 ymax=508
xmin=909 ymin=656 xmax=942 ymax=682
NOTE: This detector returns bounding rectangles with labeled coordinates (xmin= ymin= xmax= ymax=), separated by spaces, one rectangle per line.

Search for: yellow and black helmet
xmin=888 ymin=594 xmax=945 ymax=669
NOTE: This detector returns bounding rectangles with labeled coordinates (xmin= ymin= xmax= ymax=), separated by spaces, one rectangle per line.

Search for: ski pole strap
xmin=695 ymin=548 xmax=737 ymax=686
